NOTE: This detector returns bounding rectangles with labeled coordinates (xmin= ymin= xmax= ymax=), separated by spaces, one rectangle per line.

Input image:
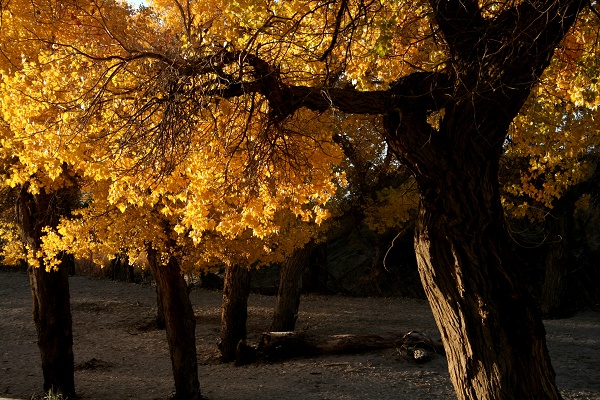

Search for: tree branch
xmin=428 ymin=0 xmax=484 ymax=59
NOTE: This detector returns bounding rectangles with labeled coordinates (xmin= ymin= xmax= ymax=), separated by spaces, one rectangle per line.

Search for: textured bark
xmin=16 ymin=184 xmax=76 ymax=398
xmin=146 ymin=247 xmax=200 ymax=399
xmin=377 ymin=2 xmax=583 ymax=398
xmin=27 ymin=259 xmax=75 ymax=398
xmin=219 ymin=265 xmax=252 ymax=362
xmin=411 ymin=171 xmax=561 ymax=399
xmin=271 ymin=242 xmax=315 ymax=332
xmin=385 ymin=98 xmax=565 ymax=398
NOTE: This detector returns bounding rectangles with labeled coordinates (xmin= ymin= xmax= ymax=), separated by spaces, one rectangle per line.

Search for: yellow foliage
xmin=1 ymin=0 xmax=599 ymax=268
xmin=0 ymin=222 xmax=25 ymax=266
xmin=504 ymin=7 xmax=600 ymax=214
xmin=364 ymin=179 xmax=419 ymax=233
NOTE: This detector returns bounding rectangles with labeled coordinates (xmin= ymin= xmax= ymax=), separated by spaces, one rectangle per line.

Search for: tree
xmin=15 ymin=182 xmax=77 ymax=398
xmin=146 ymin=244 xmax=200 ymax=399
xmin=2 ymin=0 xmax=597 ymax=398
xmin=271 ymin=241 xmax=316 ymax=332
xmin=502 ymin=11 xmax=600 ymax=318
xmin=0 ymin=3 xmax=85 ymax=396
xmin=38 ymin=180 xmax=205 ymax=398
xmin=133 ymin=1 xmax=582 ymax=397
xmin=218 ymin=264 xmax=253 ymax=362
xmin=2 ymin=1 xmax=342 ymax=396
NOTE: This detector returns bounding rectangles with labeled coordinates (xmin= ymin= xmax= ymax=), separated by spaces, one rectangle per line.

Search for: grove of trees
xmin=1 ymin=0 xmax=600 ymax=399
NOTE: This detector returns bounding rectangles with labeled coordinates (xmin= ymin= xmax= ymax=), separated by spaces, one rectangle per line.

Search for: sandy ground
xmin=0 ymin=268 xmax=599 ymax=400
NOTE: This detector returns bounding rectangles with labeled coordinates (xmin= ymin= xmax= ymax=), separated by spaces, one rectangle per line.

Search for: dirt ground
xmin=1 ymin=268 xmax=599 ymax=400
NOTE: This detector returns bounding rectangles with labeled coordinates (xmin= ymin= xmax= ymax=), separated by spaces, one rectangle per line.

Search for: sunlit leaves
xmin=505 ymin=7 xmax=600 ymax=213
xmin=3 ymin=0 xmax=599 ymax=271
xmin=0 ymin=0 xmax=355 ymax=270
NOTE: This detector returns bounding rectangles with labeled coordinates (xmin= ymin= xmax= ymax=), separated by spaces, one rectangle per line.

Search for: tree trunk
xmin=384 ymin=73 xmax=565 ymax=399
xmin=413 ymin=183 xmax=561 ymax=399
xmin=385 ymin=103 xmax=562 ymax=398
xmin=16 ymin=184 xmax=76 ymax=398
xmin=219 ymin=265 xmax=252 ymax=362
xmin=27 ymin=258 xmax=75 ymax=398
xmin=146 ymin=246 xmax=200 ymax=399
xmin=271 ymin=242 xmax=315 ymax=332
xmin=541 ymin=198 xmax=576 ymax=318
xmin=155 ymin=278 xmax=167 ymax=330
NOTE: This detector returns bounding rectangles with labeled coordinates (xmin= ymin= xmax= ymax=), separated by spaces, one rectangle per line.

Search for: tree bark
xmin=271 ymin=242 xmax=315 ymax=332
xmin=154 ymin=277 xmax=167 ymax=330
xmin=27 ymin=258 xmax=75 ymax=398
xmin=412 ymin=172 xmax=562 ymax=399
xmin=377 ymin=2 xmax=584 ymax=398
xmin=16 ymin=184 xmax=76 ymax=398
xmin=385 ymin=101 xmax=565 ymax=398
xmin=146 ymin=246 xmax=200 ymax=399
xmin=218 ymin=265 xmax=252 ymax=362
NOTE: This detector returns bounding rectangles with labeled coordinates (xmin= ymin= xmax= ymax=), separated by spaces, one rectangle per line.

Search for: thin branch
xmin=320 ymin=0 xmax=349 ymax=61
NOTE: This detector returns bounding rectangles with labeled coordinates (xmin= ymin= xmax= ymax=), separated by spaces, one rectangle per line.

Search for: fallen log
xmin=247 ymin=331 xmax=444 ymax=363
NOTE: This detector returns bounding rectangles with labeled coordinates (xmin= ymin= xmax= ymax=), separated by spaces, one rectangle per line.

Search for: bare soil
xmin=1 ymin=268 xmax=599 ymax=399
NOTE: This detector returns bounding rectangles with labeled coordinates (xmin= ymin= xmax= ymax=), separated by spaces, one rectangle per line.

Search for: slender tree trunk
xmin=16 ymin=184 xmax=76 ymax=398
xmin=541 ymin=199 xmax=575 ymax=318
xmin=146 ymin=246 xmax=200 ymax=399
xmin=28 ymin=257 xmax=75 ymax=397
xmin=271 ymin=242 xmax=315 ymax=332
xmin=219 ymin=265 xmax=252 ymax=362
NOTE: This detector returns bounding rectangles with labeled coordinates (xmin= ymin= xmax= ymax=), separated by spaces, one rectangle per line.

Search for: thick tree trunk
xmin=219 ymin=265 xmax=252 ymax=362
xmin=271 ymin=242 xmax=315 ymax=332
xmin=16 ymin=184 xmax=76 ymax=398
xmin=384 ymin=71 xmax=565 ymax=399
xmin=146 ymin=247 xmax=200 ymax=399
xmin=414 ymin=185 xmax=561 ymax=399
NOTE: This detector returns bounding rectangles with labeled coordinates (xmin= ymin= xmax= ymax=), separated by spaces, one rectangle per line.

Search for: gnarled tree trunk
xmin=385 ymin=93 xmax=565 ymax=398
xmin=16 ymin=183 xmax=76 ymax=398
xmin=271 ymin=242 xmax=315 ymax=332
xmin=377 ymin=2 xmax=584 ymax=397
xmin=219 ymin=264 xmax=252 ymax=362
xmin=146 ymin=246 xmax=200 ymax=399
xmin=411 ymin=165 xmax=561 ymax=399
